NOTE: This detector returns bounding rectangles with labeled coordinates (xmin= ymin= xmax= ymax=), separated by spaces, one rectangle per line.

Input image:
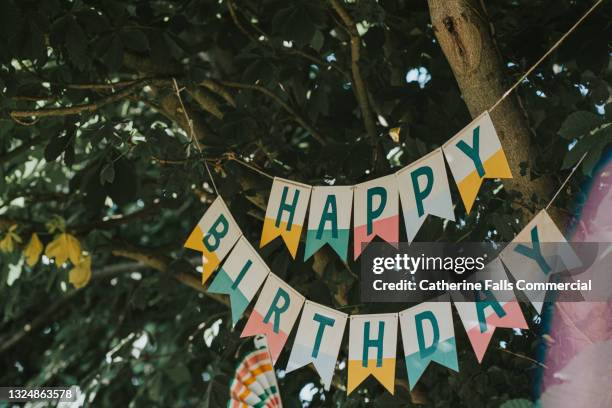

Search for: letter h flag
xmin=286 ymin=301 xmax=348 ymax=390
xmin=184 ymin=197 xmax=242 ymax=285
xmin=442 ymin=112 xmax=512 ymax=214
xmin=241 ymin=273 xmax=305 ymax=363
xmin=260 ymin=177 xmax=312 ymax=259
xmin=347 ymin=313 xmax=398 ymax=395
xmin=500 ymin=210 xmax=581 ymax=314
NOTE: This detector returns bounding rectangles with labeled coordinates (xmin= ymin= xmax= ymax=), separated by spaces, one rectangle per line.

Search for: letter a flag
xmin=396 ymin=149 xmax=455 ymax=242
xmin=500 ymin=209 xmax=582 ymax=314
xmin=261 ymin=177 xmax=312 ymax=259
xmin=285 ymin=301 xmax=348 ymax=390
xmin=399 ymin=298 xmax=458 ymax=390
xmin=184 ymin=197 xmax=242 ymax=284
xmin=442 ymin=112 xmax=512 ymax=214
xmin=241 ymin=273 xmax=305 ymax=363
xmin=347 ymin=313 xmax=398 ymax=395
xmin=353 ymin=175 xmax=399 ymax=259
xmin=452 ymin=258 xmax=528 ymax=363
xmin=304 ymin=186 xmax=353 ymax=262
xmin=207 ymin=237 xmax=270 ymax=326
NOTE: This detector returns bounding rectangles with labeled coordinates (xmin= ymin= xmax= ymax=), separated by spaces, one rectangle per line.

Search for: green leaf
xmin=166 ymin=364 xmax=191 ymax=385
xmin=120 ymin=29 xmax=149 ymax=52
xmin=500 ymin=399 xmax=534 ymax=408
xmin=557 ymin=111 xmax=603 ymax=139
xmin=65 ymin=19 xmax=89 ymax=70
xmin=100 ymin=162 xmax=115 ymax=185
xmin=44 ymin=134 xmax=72 ymax=162
xmin=101 ymin=35 xmax=124 ymax=71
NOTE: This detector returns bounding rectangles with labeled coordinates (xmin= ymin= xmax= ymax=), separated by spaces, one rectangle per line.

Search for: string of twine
xmin=172 ymin=78 xmax=219 ymax=195
xmin=545 ymin=151 xmax=588 ymax=210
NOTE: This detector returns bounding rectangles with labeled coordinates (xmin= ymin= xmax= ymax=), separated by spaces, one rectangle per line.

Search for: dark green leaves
xmin=557 ymin=111 xmax=603 ymax=140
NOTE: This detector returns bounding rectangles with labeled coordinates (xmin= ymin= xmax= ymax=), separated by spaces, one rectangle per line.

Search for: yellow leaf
xmin=45 ymin=233 xmax=81 ymax=266
xmin=24 ymin=233 xmax=43 ymax=267
xmin=0 ymin=224 xmax=21 ymax=253
xmin=69 ymin=256 xmax=91 ymax=289
xmin=389 ymin=127 xmax=401 ymax=143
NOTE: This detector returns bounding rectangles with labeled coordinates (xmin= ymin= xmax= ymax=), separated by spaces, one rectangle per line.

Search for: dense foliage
xmin=0 ymin=0 xmax=610 ymax=406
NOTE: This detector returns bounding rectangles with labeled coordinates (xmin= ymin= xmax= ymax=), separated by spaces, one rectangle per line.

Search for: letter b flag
xmin=442 ymin=112 xmax=512 ymax=214
xmin=261 ymin=177 xmax=312 ymax=259
xmin=286 ymin=301 xmax=348 ymax=390
xmin=184 ymin=197 xmax=242 ymax=284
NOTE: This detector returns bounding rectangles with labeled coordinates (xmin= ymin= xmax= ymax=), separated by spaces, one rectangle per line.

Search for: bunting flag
xmin=207 ymin=236 xmax=270 ymax=326
xmin=500 ymin=209 xmax=582 ymax=314
xmin=396 ymin=149 xmax=455 ymax=242
xmin=260 ymin=177 xmax=312 ymax=259
xmin=304 ymin=186 xmax=353 ymax=262
xmin=353 ymin=175 xmax=399 ymax=259
xmin=442 ymin=112 xmax=512 ymax=214
xmin=230 ymin=336 xmax=282 ymax=408
xmin=285 ymin=301 xmax=348 ymax=390
xmin=184 ymin=196 xmax=242 ymax=284
xmin=241 ymin=273 xmax=305 ymax=363
xmin=399 ymin=298 xmax=459 ymax=389
xmin=347 ymin=313 xmax=398 ymax=395
xmin=451 ymin=258 xmax=529 ymax=363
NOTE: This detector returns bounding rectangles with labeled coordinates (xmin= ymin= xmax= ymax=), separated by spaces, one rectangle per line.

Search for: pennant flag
xmin=353 ymin=175 xmax=399 ymax=259
xmin=399 ymin=298 xmax=459 ymax=389
xmin=396 ymin=149 xmax=455 ymax=242
xmin=261 ymin=177 xmax=312 ymax=259
xmin=184 ymin=197 xmax=242 ymax=284
xmin=500 ymin=210 xmax=582 ymax=314
xmin=442 ymin=111 xmax=512 ymax=214
xmin=347 ymin=313 xmax=398 ymax=395
xmin=230 ymin=336 xmax=282 ymax=408
xmin=207 ymin=236 xmax=270 ymax=326
xmin=241 ymin=274 xmax=305 ymax=363
xmin=285 ymin=301 xmax=348 ymax=390
xmin=451 ymin=258 xmax=528 ymax=362
xmin=304 ymin=186 xmax=353 ymax=262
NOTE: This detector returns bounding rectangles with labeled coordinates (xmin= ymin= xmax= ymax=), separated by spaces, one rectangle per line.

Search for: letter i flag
xmin=304 ymin=186 xmax=353 ymax=262
xmin=396 ymin=149 xmax=455 ymax=243
xmin=241 ymin=273 xmax=305 ymax=363
xmin=442 ymin=111 xmax=512 ymax=214
xmin=207 ymin=236 xmax=270 ymax=326
xmin=353 ymin=175 xmax=399 ymax=259
xmin=452 ymin=258 xmax=528 ymax=363
xmin=399 ymin=297 xmax=459 ymax=390
xmin=347 ymin=313 xmax=398 ymax=395
xmin=184 ymin=196 xmax=242 ymax=285
xmin=260 ymin=177 xmax=312 ymax=259
xmin=285 ymin=301 xmax=348 ymax=390
xmin=500 ymin=209 xmax=582 ymax=314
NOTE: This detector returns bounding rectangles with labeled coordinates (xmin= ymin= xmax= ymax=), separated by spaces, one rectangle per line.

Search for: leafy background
xmin=0 ymin=0 xmax=610 ymax=406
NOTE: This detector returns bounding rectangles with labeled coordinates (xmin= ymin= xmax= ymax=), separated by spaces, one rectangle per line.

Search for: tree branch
xmin=219 ymin=80 xmax=327 ymax=145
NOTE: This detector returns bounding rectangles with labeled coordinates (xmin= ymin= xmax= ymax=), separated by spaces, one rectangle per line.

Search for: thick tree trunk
xmin=427 ymin=0 xmax=559 ymax=221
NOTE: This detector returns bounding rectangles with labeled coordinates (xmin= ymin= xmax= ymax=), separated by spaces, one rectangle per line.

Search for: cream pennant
xmin=500 ymin=209 xmax=582 ymax=314
xmin=396 ymin=149 xmax=455 ymax=242
xmin=184 ymin=196 xmax=242 ymax=284
xmin=260 ymin=177 xmax=312 ymax=259
xmin=241 ymin=273 xmax=305 ymax=363
xmin=304 ymin=186 xmax=353 ymax=262
xmin=207 ymin=236 xmax=270 ymax=326
xmin=442 ymin=111 xmax=512 ymax=214
xmin=353 ymin=175 xmax=399 ymax=259
xmin=285 ymin=301 xmax=348 ymax=390
xmin=452 ymin=258 xmax=528 ymax=363
xmin=399 ymin=296 xmax=459 ymax=390
xmin=347 ymin=313 xmax=398 ymax=395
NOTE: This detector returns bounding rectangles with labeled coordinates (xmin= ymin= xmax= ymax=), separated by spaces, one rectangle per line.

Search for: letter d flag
xmin=184 ymin=197 xmax=242 ymax=284
xmin=442 ymin=112 xmax=512 ymax=214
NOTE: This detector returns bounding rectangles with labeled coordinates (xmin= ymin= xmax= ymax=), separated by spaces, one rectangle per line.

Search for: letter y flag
xmin=442 ymin=112 xmax=512 ymax=214
xmin=261 ymin=177 xmax=312 ymax=259
xmin=241 ymin=274 xmax=305 ymax=363
xmin=184 ymin=197 xmax=242 ymax=285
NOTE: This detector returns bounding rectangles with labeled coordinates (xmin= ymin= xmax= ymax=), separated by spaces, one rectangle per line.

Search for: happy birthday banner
xmin=183 ymin=112 xmax=584 ymax=394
